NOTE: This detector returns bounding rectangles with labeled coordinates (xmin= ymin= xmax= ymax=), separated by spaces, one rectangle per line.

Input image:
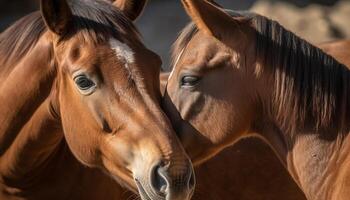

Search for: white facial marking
xmin=109 ymin=38 xmax=135 ymax=68
xmin=168 ymin=47 xmax=186 ymax=81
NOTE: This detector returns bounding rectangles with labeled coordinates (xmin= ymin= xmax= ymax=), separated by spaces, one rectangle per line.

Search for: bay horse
xmin=0 ymin=0 xmax=195 ymax=199
xmin=190 ymin=40 xmax=350 ymax=200
xmin=187 ymin=40 xmax=350 ymax=200
xmin=163 ymin=0 xmax=350 ymax=199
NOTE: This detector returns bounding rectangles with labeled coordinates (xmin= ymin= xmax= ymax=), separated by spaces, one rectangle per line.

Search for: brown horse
xmin=186 ymin=40 xmax=350 ymax=200
xmin=0 ymin=0 xmax=195 ymax=200
xmin=163 ymin=0 xmax=350 ymax=199
xmin=192 ymin=40 xmax=350 ymax=200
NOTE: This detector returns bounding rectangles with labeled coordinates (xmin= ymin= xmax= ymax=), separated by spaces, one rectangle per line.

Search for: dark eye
xmin=74 ymin=75 xmax=96 ymax=93
xmin=181 ymin=75 xmax=200 ymax=87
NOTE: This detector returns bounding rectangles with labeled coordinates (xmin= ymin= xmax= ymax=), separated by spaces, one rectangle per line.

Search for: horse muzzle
xmin=135 ymin=161 xmax=195 ymax=200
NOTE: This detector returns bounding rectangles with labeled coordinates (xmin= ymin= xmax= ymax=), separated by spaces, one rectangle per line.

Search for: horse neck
xmin=253 ymin=50 xmax=350 ymax=199
xmin=0 ymin=33 xmax=63 ymax=184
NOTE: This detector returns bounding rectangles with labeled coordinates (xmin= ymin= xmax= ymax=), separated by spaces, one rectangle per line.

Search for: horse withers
xmin=163 ymin=0 xmax=350 ymax=199
xmin=0 ymin=0 xmax=194 ymax=199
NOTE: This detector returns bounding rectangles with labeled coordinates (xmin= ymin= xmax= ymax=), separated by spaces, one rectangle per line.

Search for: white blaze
xmin=109 ymin=38 xmax=136 ymax=95
xmin=109 ymin=38 xmax=135 ymax=67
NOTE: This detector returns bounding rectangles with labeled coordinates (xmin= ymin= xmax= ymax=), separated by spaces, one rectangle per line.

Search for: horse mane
xmin=0 ymin=0 xmax=140 ymax=74
xmin=253 ymin=14 xmax=350 ymax=135
xmin=172 ymin=10 xmax=350 ymax=136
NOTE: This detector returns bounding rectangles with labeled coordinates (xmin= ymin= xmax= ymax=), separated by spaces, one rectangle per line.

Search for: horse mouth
xmin=135 ymin=178 xmax=154 ymax=200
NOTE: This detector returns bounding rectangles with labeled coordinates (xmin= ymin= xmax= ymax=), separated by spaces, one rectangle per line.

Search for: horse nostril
xmin=188 ymin=169 xmax=195 ymax=190
xmin=150 ymin=164 xmax=168 ymax=196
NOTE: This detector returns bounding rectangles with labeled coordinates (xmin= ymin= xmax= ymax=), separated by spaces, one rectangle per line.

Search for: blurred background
xmin=1 ymin=0 xmax=349 ymax=69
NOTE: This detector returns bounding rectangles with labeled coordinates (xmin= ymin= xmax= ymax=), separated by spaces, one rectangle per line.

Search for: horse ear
xmin=206 ymin=0 xmax=223 ymax=8
xmin=181 ymin=0 xmax=237 ymax=39
xmin=40 ymin=0 xmax=73 ymax=36
xmin=111 ymin=0 xmax=147 ymax=21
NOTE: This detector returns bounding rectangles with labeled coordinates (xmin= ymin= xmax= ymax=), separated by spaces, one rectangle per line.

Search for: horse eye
xmin=74 ymin=75 xmax=96 ymax=91
xmin=181 ymin=75 xmax=200 ymax=87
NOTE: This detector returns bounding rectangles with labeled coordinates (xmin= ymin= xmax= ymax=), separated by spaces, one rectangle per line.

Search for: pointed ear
xmin=181 ymin=0 xmax=239 ymax=39
xmin=111 ymin=0 xmax=147 ymax=21
xmin=206 ymin=0 xmax=223 ymax=8
xmin=40 ymin=0 xmax=73 ymax=36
